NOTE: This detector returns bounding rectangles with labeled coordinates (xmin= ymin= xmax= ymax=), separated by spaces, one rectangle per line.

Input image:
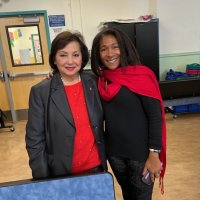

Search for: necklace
xmin=61 ymin=74 xmax=80 ymax=85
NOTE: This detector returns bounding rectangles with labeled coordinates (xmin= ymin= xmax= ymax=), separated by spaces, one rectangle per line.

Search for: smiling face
xmin=99 ymin=34 xmax=120 ymax=70
xmin=54 ymin=41 xmax=82 ymax=79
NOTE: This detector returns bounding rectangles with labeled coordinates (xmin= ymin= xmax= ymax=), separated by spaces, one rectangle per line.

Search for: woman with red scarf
xmin=91 ymin=27 xmax=166 ymax=200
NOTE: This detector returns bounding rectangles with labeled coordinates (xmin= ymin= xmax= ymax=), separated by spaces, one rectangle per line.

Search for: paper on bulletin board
xmin=19 ymin=49 xmax=31 ymax=64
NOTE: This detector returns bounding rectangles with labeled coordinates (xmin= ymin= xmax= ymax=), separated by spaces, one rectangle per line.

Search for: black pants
xmin=109 ymin=157 xmax=154 ymax=200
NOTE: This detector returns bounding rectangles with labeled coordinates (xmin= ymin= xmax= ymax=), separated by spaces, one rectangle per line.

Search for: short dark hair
xmin=91 ymin=27 xmax=141 ymax=76
xmin=49 ymin=31 xmax=89 ymax=73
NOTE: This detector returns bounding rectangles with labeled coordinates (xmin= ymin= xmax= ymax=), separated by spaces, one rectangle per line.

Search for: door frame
xmin=0 ymin=10 xmax=51 ymax=123
xmin=0 ymin=10 xmax=51 ymax=51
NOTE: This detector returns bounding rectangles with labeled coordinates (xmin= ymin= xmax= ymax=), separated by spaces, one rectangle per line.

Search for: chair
xmin=0 ymin=109 xmax=15 ymax=132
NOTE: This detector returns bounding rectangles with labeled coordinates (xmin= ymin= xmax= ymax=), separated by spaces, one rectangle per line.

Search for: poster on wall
xmin=52 ymin=27 xmax=64 ymax=37
xmin=48 ymin=15 xmax=65 ymax=27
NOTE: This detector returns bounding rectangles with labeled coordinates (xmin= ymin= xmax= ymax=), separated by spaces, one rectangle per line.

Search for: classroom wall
xmin=0 ymin=0 xmax=72 ymax=41
xmin=157 ymin=0 xmax=200 ymax=54
xmin=0 ymin=0 xmax=149 ymax=47
xmin=69 ymin=0 xmax=149 ymax=48
xmin=157 ymin=0 xmax=200 ymax=80
xmin=1 ymin=0 xmax=200 ymax=80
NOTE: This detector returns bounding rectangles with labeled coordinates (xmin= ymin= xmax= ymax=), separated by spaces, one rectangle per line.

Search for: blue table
xmin=0 ymin=172 xmax=115 ymax=200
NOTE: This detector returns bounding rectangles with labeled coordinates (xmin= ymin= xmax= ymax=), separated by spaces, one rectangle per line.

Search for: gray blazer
xmin=26 ymin=71 xmax=107 ymax=178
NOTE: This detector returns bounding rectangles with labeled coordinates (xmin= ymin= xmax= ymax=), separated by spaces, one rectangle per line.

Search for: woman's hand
xmin=46 ymin=71 xmax=53 ymax=79
xmin=142 ymin=151 xmax=162 ymax=182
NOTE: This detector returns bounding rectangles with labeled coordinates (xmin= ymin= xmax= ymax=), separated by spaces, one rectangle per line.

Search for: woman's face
xmin=99 ymin=34 xmax=120 ymax=70
xmin=54 ymin=41 xmax=82 ymax=78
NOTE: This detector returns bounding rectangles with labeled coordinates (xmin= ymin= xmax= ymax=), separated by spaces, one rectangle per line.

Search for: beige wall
xmin=2 ymin=0 xmax=200 ymax=79
xmin=0 ymin=0 xmax=149 ymax=49
xmin=1 ymin=0 xmax=200 ymax=53
xmin=157 ymin=0 xmax=200 ymax=54
xmin=70 ymin=0 xmax=149 ymax=48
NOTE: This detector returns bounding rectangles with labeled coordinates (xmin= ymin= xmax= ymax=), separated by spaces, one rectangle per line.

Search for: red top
xmin=64 ymin=81 xmax=101 ymax=174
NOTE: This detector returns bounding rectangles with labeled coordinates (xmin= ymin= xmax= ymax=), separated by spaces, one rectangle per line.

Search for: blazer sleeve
xmin=25 ymin=85 xmax=49 ymax=178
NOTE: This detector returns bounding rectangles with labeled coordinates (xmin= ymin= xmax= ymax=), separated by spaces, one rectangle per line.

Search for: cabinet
xmin=103 ymin=19 xmax=159 ymax=80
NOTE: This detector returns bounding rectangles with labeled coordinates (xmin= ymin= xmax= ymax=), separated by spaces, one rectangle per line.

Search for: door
xmin=0 ymin=13 xmax=50 ymax=122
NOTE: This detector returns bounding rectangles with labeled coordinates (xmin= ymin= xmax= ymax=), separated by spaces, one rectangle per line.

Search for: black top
xmin=102 ymin=86 xmax=162 ymax=162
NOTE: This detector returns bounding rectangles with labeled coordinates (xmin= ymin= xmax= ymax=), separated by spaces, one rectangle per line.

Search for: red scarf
xmin=98 ymin=65 xmax=166 ymax=194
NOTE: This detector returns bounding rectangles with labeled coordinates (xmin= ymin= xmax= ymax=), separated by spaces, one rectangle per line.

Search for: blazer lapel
xmin=50 ymin=74 xmax=75 ymax=127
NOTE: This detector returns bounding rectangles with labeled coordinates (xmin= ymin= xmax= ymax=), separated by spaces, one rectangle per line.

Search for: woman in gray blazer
xmin=25 ymin=31 xmax=107 ymax=179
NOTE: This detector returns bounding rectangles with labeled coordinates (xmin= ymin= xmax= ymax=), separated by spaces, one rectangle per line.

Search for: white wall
xmin=0 ymin=0 xmax=149 ymax=49
xmin=70 ymin=0 xmax=149 ymax=48
xmin=1 ymin=0 xmax=200 ymax=54
xmin=157 ymin=0 xmax=200 ymax=54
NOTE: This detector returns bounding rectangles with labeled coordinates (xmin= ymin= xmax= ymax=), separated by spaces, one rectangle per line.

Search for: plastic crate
xmin=173 ymin=105 xmax=189 ymax=114
xmin=188 ymin=104 xmax=200 ymax=112
xmin=173 ymin=104 xmax=200 ymax=114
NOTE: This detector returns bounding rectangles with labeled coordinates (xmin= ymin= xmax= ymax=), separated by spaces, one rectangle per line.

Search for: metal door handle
xmin=0 ymin=71 xmax=5 ymax=81
xmin=8 ymin=71 xmax=49 ymax=80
